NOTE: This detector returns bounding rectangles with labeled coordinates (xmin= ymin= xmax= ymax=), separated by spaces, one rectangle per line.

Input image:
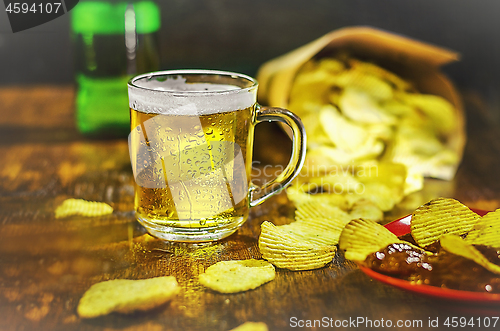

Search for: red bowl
xmin=358 ymin=209 xmax=500 ymax=304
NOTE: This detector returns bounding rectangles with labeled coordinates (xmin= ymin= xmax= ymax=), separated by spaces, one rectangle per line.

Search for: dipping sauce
xmin=364 ymin=241 xmax=500 ymax=293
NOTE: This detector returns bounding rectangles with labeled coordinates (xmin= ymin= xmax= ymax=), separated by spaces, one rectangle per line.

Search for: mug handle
xmin=249 ymin=106 xmax=307 ymax=207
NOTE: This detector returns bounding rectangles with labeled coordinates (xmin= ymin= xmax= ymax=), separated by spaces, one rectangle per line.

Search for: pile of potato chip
xmin=259 ymin=196 xmax=499 ymax=276
xmin=259 ymin=199 xmax=383 ymax=270
xmin=77 ymin=259 xmax=277 ymax=319
xmin=286 ymin=55 xmax=462 ymax=215
xmin=287 ymin=161 xmax=407 ymax=214
xmin=339 ymin=198 xmax=500 ymax=281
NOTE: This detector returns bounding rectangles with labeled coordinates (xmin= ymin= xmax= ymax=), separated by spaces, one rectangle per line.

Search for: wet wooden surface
xmin=0 ymin=86 xmax=499 ymax=331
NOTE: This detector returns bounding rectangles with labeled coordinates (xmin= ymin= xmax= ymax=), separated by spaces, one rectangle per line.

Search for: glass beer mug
xmin=128 ymin=70 xmax=306 ymax=242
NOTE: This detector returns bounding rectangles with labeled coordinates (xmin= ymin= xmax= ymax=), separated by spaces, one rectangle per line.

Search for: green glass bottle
xmin=71 ymin=1 xmax=160 ymax=137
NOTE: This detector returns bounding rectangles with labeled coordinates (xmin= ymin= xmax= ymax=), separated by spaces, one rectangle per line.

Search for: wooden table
xmin=0 ymin=86 xmax=499 ymax=331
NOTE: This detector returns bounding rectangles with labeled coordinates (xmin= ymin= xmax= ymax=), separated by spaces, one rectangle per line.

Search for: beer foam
xmin=128 ymin=74 xmax=257 ymax=115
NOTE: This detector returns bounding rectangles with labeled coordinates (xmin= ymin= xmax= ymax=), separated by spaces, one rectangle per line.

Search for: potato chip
xmin=289 ymin=64 xmax=336 ymax=113
xmin=319 ymin=105 xmax=370 ymax=152
xmin=318 ymin=57 xmax=346 ymax=73
xmin=345 ymin=182 xmax=400 ymax=212
xmin=384 ymin=112 xmax=459 ymax=183
xmin=364 ymin=123 xmax=394 ymax=142
xmin=403 ymin=170 xmax=424 ymax=196
xmin=388 ymin=137 xmax=458 ymax=182
xmin=440 ymin=234 xmax=500 ymax=275
xmin=393 ymin=126 xmax=446 ymax=157
xmin=277 ymin=221 xmax=341 ymax=246
xmin=296 ymin=202 xmax=352 ymax=243
xmin=354 ymin=162 xmax=406 ymax=201
xmin=230 ymin=322 xmax=269 ymax=331
xmin=259 ymin=221 xmax=336 ymax=270
xmin=55 ymin=198 xmax=113 ymax=218
xmin=394 ymin=107 xmax=433 ymax=133
xmin=410 ymin=198 xmax=480 ymax=247
xmin=339 ymin=88 xmax=396 ymax=125
xmin=301 ymin=113 xmax=330 ymax=144
xmin=77 ymin=276 xmax=179 ymax=318
xmin=381 ymin=99 xmax=415 ymax=117
xmin=334 ymin=69 xmax=394 ymax=101
xmin=356 ymin=162 xmax=406 ymax=191
xmin=349 ymin=199 xmax=384 ymax=222
xmin=285 ymin=184 xmax=348 ymax=209
xmin=465 ymin=209 xmax=500 ymax=248
xmin=339 ymin=218 xmax=402 ymax=261
xmin=313 ymin=141 xmax=385 ymax=165
xmin=348 ymin=58 xmax=413 ymax=92
xmin=328 ymin=89 xmax=342 ymax=107
xmin=295 ymin=200 xmax=350 ymax=222
xmin=402 ymin=93 xmax=457 ymax=135
xmin=306 ymin=172 xmax=362 ymax=194
xmin=427 ymin=149 xmax=461 ymax=180
xmin=198 ymin=259 xmax=275 ymax=293
xmin=285 ymin=184 xmax=317 ymax=205
xmin=289 ymin=162 xmax=401 ymax=220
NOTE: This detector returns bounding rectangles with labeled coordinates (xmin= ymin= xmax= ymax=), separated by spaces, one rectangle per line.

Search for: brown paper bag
xmin=256 ymin=26 xmax=465 ymax=180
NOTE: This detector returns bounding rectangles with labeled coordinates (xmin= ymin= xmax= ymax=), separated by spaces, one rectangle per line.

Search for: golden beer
xmin=130 ymin=106 xmax=254 ymax=240
xmin=128 ymin=70 xmax=306 ymax=242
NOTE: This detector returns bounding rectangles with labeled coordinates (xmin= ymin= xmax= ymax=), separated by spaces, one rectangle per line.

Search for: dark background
xmin=1 ymin=0 xmax=500 ymax=121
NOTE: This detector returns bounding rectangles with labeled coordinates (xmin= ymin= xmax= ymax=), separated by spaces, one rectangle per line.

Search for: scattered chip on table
xmin=55 ymin=198 xmax=113 ymax=218
xmin=229 ymin=322 xmax=269 ymax=331
xmin=77 ymin=276 xmax=180 ymax=318
xmin=199 ymin=259 xmax=275 ymax=293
